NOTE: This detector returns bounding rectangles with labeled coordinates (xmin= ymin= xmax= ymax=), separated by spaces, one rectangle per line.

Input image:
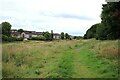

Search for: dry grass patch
xmin=96 ymin=48 xmax=118 ymax=60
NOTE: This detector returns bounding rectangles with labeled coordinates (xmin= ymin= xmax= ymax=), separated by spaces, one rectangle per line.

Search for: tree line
xmin=0 ymin=22 xmax=75 ymax=42
xmin=0 ymin=22 xmax=24 ymax=42
xmin=84 ymin=2 xmax=120 ymax=40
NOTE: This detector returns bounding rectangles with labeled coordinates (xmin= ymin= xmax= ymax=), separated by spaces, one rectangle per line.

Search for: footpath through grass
xmin=2 ymin=39 xmax=118 ymax=78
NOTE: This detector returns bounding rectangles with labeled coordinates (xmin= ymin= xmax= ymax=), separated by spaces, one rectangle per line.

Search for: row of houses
xmin=11 ymin=29 xmax=61 ymax=39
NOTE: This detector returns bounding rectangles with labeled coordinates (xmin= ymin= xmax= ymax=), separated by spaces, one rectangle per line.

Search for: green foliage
xmin=74 ymin=36 xmax=83 ymax=40
xmin=84 ymin=2 xmax=120 ymax=40
xmin=42 ymin=31 xmax=52 ymax=40
xmin=96 ymin=23 xmax=108 ymax=40
xmin=1 ymin=22 xmax=11 ymax=37
xmin=51 ymin=30 xmax=53 ymax=40
xmin=2 ymin=35 xmax=23 ymax=42
xmin=16 ymin=37 xmax=24 ymax=41
xmin=2 ymin=35 xmax=15 ymax=42
xmin=84 ymin=23 xmax=99 ymax=39
xmin=61 ymin=32 xmax=64 ymax=40
xmin=101 ymin=2 xmax=120 ymax=39
xmin=65 ymin=33 xmax=70 ymax=39
xmin=2 ymin=35 xmax=9 ymax=42
xmin=28 ymin=31 xmax=52 ymax=41
xmin=18 ymin=29 xmax=24 ymax=33
xmin=83 ymin=34 xmax=87 ymax=39
xmin=28 ymin=36 xmax=46 ymax=41
xmin=1 ymin=22 xmax=23 ymax=42
xmin=35 ymin=69 xmax=41 ymax=75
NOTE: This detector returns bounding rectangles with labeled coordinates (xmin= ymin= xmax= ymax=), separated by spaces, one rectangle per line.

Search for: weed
xmin=69 ymin=46 xmax=72 ymax=49
xmin=35 ymin=69 xmax=41 ymax=75
xmin=35 ymin=64 xmax=44 ymax=68
xmin=74 ymin=44 xmax=78 ymax=47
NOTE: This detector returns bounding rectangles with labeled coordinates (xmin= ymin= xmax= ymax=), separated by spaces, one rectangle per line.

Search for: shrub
xmin=29 ymin=36 xmax=46 ymax=41
xmin=2 ymin=35 xmax=24 ymax=42
xmin=2 ymin=35 xmax=8 ymax=41
xmin=16 ymin=37 xmax=24 ymax=41
xmin=2 ymin=35 xmax=17 ymax=42
xmin=11 ymin=37 xmax=17 ymax=41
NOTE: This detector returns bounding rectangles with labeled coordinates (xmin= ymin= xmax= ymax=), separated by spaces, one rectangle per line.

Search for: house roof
xmin=23 ymin=31 xmax=43 ymax=35
xmin=11 ymin=32 xmax=20 ymax=36
xmin=36 ymin=32 xmax=43 ymax=35
xmin=11 ymin=29 xmax=17 ymax=31
xmin=53 ymin=33 xmax=60 ymax=36
xmin=11 ymin=29 xmax=60 ymax=36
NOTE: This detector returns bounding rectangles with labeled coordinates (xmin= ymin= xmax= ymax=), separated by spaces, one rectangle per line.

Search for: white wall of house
xmin=11 ymin=34 xmax=21 ymax=38
xmin=53 ymin=36 xmax=55 ymax=39
xmin=32 ymin=35 xmax=37 ymax=37
xmin=25 ymin=34 xmax=30 ymax=38
xmin=21 ymin=32 xmax=29 ymax=38
xmin=53 ymin=35 xmax=60 ymax=39
xmin=57 ymin=36 xmax=60 ymax=39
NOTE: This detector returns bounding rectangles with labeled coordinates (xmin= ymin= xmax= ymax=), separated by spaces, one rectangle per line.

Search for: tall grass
xmin=84 ymin=39 xmax=118 ymax=77
xmin=2 ymin=39 xmax=118 ymax=78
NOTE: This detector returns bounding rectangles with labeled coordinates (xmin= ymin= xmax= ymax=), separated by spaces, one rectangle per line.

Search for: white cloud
xmin=0 ymin=0 xmax=106 ymax=36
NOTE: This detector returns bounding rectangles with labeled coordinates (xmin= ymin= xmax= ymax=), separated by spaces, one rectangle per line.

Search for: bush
xmin=2 ymin=35 xmax=16 ymax=42
xmin=29 ymin=36 xmax=46 ymax=41
xmin=2 ymin=35 xmax=8 ymax=41
xmin=74 ymin=36 xmax=83 ymax=40
xmin=12 ymin=37 xmax=17 ymax=41
xmin=2 ymin=35 xmax=23 ymax=42
xmin=42 ymin=32 xmax=52 ymax=41
xmin=16 ymin=37 xmax=24 ymax=41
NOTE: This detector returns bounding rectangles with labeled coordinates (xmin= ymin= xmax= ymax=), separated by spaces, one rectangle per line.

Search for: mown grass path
xmin=48 ymin=42 xmax=102 ymax=78
xmin=56 ymin=50 xmax=73 ymax=78
xmin=72 ymin=47 xmax=101 ymax=78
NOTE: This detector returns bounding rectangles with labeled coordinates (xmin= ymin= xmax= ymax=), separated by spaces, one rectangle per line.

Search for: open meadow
xmin=2 ymin=39 xmax=118 ymax=78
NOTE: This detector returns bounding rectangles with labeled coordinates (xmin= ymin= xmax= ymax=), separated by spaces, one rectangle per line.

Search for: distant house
xmin=11 ymin=29 xmax=61 ymax=39
xmin=53 ymin=33 xmax=61 ymax=39
xmin=11 ymin=29 xmax=21 ymax=38
xmin=20 ymin=31 xmax=43 ymax=39
xmin=69 ymin=35 xmax=74 ymax=39
xmin=11 ymin=29 xmax=43 ymax=39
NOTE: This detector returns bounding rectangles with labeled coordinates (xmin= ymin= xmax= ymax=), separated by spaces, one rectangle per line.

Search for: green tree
xmin=1 ymin=22 xmax=11 ymax=37
xmin=84 ymin=2 xmax=120 ymax=40
xmin=84 ymin=23 xmax=99 ymax=39
xmin=74 ymin=36 xmax=77 ymax=39
xmin=96 ymin=23 xmax=108 ymax=40
xmin=18 ymin=29 xmax=24 ymax=33
xmin=65 ymin=33 xmax=70 ymax=39
xmin=61 ymin=32 xmax=64 ymax=40
xmin=51 ymin=30 xmax=53 ymax=40
xmin=42 ymin=31 xmax=51 ymax=40
xmin=100 ymin=2 xmax=120 ymax=39
xmin=83 ymin=34 xmax=87 ymax=39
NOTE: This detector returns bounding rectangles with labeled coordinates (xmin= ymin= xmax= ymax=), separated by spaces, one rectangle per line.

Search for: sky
xmin=0 ymin=0 xmax=106 ymax=36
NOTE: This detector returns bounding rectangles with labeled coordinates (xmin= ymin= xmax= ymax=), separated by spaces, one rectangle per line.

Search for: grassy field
xmin=2 ymin=39 xmax=118 ymax=78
